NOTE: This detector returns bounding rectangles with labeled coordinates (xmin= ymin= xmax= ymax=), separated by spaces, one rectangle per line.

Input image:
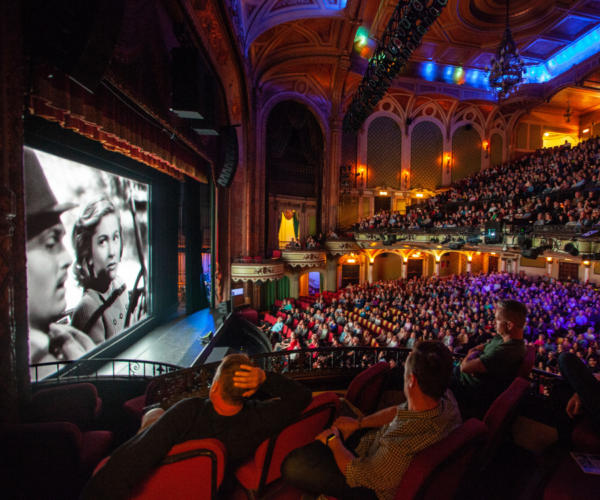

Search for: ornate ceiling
xmin=223 ymin=0 xmax=600 ymax=119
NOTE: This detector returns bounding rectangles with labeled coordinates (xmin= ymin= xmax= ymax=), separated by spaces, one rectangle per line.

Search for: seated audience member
xmin=450 ymin=299 xmax=527 ymax=412
xmin=281 ymin=341 xmax=460 ymax=500
xmin=559 ymin=351 xmax=600 ymax=424
xmin=83 ymin=354 xmax=311 ymax=500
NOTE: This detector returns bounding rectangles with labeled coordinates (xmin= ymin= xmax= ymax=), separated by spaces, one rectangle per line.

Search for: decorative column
xmin=289 ymin=273 xmax=300 ymax=299
xmin=546 ymin=257 xmax=553 ymax=277
xmin=501 ymin=257 xmax=507 ymax=272
xmin=402 ymin=259 xmax=408 ymax=279
xmin=0 ymin=0 xmax=24 ymax=425
xmin=328 ymin=114 xmax=342 ymax=231
xmin=368 ymin=262 xmax=374 ymax=284
xmin=466 ymin=259 xmax=472 ymax=274
xmin=583 ymin=261 xmax=591 ymax=283
xmin=251 ymin=86 xmax=265 ymax=256
xmin=327 ymin=257 xmax=338 ymax=292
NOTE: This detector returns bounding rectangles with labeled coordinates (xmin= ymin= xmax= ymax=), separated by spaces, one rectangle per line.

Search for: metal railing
xmin=233 ymin=257 xmax=280 ymax=264
xmin=30 ymin=358 xmax=183 ymax=383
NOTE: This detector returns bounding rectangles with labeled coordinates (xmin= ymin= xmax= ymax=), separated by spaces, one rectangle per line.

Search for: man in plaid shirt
xmin=282 ymin=341 xmax=461 ymax=500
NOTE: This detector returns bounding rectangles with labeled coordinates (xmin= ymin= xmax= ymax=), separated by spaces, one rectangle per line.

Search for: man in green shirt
xmin=450 ymin=299 xmax=528 ymax=413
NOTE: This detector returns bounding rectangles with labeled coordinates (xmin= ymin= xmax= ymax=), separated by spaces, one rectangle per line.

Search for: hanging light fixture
xmin=486 ymin=0 xmax=527 ymax=99
xmin=564 ymin=100 xmax=573 ymax=123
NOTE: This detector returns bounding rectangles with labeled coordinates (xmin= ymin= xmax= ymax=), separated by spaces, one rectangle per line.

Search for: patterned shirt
xmin=345 ymin=390 xmax=461 ymax=500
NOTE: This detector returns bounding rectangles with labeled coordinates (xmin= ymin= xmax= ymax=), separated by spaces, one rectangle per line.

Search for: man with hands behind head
xmin=83 ymin=354 xmax=312 ymax=500
xmin=281 ymin=341 xmax=461 ymax=500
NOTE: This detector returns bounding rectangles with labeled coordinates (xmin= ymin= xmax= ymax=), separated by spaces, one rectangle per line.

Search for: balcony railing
xmin=231 ymin=258 xmax=285 ymax=282
xmin=30 ymin=358 xmax=183 ymax=383
xmin=281 ymin=249 xmax=327 ymax=268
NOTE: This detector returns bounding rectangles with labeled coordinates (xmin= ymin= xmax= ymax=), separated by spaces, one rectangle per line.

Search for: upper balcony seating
xmin=352 ymin=135 xmax=600 ymax=233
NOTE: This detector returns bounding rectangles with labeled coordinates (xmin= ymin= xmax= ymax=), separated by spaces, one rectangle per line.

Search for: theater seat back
xmin=235 ymin=392 xmax=339 ymax=493
xmin=480 ymin=377 xmax=529 ymax=468
xmin=344 ymin=361 xmax=390 ymax=415
xmin=394 ymin=419 xmax=488 ymax=500
xmin=516 ymin=345 xmax=535 ymax=380
xmin=95 ymin=439 xmax=226 ymax=500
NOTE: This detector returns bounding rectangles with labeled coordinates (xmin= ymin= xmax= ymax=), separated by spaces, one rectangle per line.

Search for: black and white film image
xmin=25 ymin=147 xmax=150 ymax=373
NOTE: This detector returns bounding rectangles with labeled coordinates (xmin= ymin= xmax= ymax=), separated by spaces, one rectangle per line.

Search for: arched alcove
xmin=452 ymin=125 xmax=482 ymax=182
xmin=373 ymin=252 xmax=403 ymax=281
xmin=367 ymin=116 xmax=402 ymax=189
xmin=410 ymin=121 xmax=443 ymax=190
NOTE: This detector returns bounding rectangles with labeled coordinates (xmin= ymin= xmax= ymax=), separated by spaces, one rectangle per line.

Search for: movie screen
xmin=25 ymin=147 xmax=150 ymax=373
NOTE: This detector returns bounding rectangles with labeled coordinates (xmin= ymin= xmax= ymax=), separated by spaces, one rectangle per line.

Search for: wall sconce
xmin=583 ymin=260 xmax=591 ymax=266
xmin=476 ymin=251 xmax=481 ymax=255
xmin=347 ymin=259 xmax=356 ymax=264
xmin=445 ymin=154 xmax=451 ymax=174
xmin=358 ymin=166 xmax=365 ymax=187
xmin=483 ymin=140 xmax=489 ymax=159
xmin=546 ymin=257 xmax=553 ymax=262
xmin=404 ymin=171 xmax=409 ymax=189
xmin=467 ymin=255 xmax=473 ymax=262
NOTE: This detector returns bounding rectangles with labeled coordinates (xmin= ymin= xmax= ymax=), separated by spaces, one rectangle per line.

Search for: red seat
xmin=95 ymin=439 xmax=226 ymax=500
xmin=272 ymin=250 xmax=282 ymax=258
xmin=122 ymin=379 xmax=161 ymax=428
xmin=344 ymin=361 xmax=390 ymax=416
xmin=0 ymin=422 xmax=114 ymax=500
xmin=337 ymin=325 xmax=343 ymax=334
xmin=253 ymin=256 xmax=263 ymax=263
xmin=516 ymin=345 xmax=536 ymax=380
xmin=480 ymin=377 xmax=530 ymax=469
xmin=235 ymin=392 xmax=339 ymax=497
xmin=293 ymin=319 xmax=299 ymax=328
xmin=242 ymin=256 xmax=252 ymax=263
xmin=28 ymin=382 xmax=103 ymax=431
xmin=393 ymin=419 xmax=488 ymax=500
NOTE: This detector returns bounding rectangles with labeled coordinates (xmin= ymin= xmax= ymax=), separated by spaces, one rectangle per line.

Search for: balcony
xmin=281 ymin=249 xmax=327 ymax=268
xmin=231 ymin=258 xmax=285 ymax=283
xmin=324 ymin=239 xmax=361 ymax=255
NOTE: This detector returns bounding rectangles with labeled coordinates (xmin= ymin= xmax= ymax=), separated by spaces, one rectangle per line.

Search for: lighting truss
xmin=343 ymin=0 xmax=448 ymax=134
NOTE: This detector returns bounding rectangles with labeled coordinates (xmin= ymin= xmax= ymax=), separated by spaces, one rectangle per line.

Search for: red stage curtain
xmin=29 ymin=69 xmax=209 ymax=183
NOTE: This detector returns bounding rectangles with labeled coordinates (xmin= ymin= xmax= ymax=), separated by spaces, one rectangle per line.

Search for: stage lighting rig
xmin=441 ymin=235 xmax=451 ymax=245
xmin=343 ymin=0 xmax=449 ymax=134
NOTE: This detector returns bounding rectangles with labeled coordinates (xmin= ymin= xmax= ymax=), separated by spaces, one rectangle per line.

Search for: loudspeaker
xmin=564 ymin=243 xmax=579 ymax=256
xmin=172 ymin=47 xmax=217 ymax=128
xmin=24 ymin=0 xmax=125 ymax=93
xmin=217 ymin=300 xmax=232 ymax=314
xmin=465 ymin=124 xmax=473 ymax=131
xmin=406 ymin=118 xmax=413 ymax=126
xmin=449 ymin=243 xmax=463 ymax=250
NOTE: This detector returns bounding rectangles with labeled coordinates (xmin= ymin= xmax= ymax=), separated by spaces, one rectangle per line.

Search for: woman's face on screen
xmin=90 ymin=213 xmax=121 ymax=283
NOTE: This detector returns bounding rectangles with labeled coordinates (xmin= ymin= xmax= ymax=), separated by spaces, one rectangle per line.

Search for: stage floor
xmin=110 ymin=307 xmax=227 ymax=368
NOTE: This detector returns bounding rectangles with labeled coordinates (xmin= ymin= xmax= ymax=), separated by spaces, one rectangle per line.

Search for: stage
xmin=108 ymin=307 xmax=228 ymax=369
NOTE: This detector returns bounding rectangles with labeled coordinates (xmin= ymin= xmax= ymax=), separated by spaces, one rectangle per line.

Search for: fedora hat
xmin=24 ymin=148 xmax=77 ymax=240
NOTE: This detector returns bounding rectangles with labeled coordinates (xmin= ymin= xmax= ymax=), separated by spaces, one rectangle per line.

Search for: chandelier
xmin=486 ymin=0 xmax=527 ymax=99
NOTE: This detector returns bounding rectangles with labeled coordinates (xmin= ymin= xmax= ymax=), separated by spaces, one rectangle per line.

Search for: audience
xmin=351 ymin=135 xmax=600 ymax=232
xmin=82 ymin=354 xmax=311 ymax=500
xmin=281 ymin=341 xmax=459 ymax=500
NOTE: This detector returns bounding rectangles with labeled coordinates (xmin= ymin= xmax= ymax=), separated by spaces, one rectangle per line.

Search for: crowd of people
xmin=354 ymin=135 xmax=600 ymax=231
xmin=265 ymin=272 xmax=600 ymax=378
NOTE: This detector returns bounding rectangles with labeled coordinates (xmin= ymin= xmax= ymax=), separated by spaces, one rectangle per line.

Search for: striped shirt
xmin=346 ymin=390 xmax=461 ymax=500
